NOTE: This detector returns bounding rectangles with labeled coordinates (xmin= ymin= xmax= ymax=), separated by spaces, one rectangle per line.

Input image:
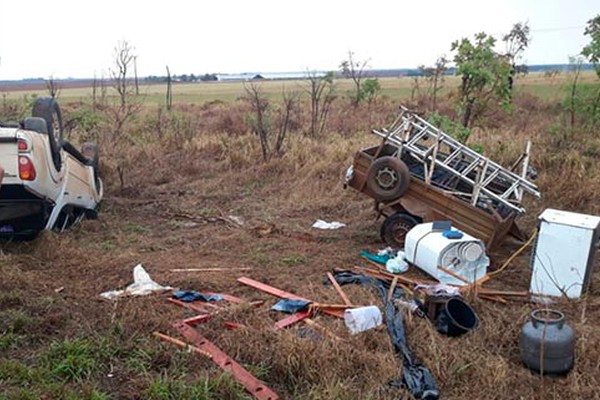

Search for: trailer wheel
xmin=380 ymin=212 xmax=420 ymax=248
xmin=32 ymin=97 xmax=63 ymax=171
xmin=366 ymin=156 xmax=410 ymax=201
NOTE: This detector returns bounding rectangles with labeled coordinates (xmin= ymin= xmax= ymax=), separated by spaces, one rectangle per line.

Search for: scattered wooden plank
xmin=237 ymin=277 xmax=306 ymax=301
xmin=237 ymin=277 xmax=343 ymax=319
xmin=478 ymin=289 xmax=529 ymax=297
xmin=182 ymin=314 xmax=212 ymax=326
xmin=171 ymin=268 xmax=252 ymax=272
xmin=274 ymin=310 xmax=313 ymax=330
xmin=167 ymin=298 xmax=216 ymax=314
xmin=303 ymin=318 xmax=343 ymax=341
xmin=327 ymin=272 xmax=352 ymax=306
xmin=172 ymin=321 xmax=280 ymax=400
xmin=224 ymin=322 xmax=245 ymax=330
xmin=479 ymin=294 xmax=508 ymax=304
xmin=388 ymin=276 xmax=399 ymax=302
xmin=153 ymin=331 xmax=213 ymax=359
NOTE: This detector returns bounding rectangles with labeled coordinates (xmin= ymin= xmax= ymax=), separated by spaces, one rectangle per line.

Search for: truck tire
xmin=32 ymin=97 xmax=63 ymax=171
xmin=366 ymin=156 xmax=410 ymax=202
xmin=380 ymin=212 xmax=420 ymax=248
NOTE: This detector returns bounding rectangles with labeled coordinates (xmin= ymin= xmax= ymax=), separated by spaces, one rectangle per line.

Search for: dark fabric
xmin=331 ymin=271 xmax=440 ymax=400
xmin=271 ymin=299 xmax=311 ymax=313
xmin=172 ymin=290 xmax=224 ymax=303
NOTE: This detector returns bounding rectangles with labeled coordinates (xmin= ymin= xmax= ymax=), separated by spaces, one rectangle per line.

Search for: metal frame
xmin=372 ymin=107 xmax=540 ymax=215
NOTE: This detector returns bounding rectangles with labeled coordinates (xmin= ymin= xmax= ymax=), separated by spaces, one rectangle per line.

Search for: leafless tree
xmin=243 ymin=83 xmax=298 ymax=161
xmin=340 ymin=51 xmax=370 ymax=107
xmin=305 ymin=70 xmax=336 ymax=137
xmin=110 ymin=40 xmax=135 ymax=108
xmin=418 ymin=56 xmax=448 ymax=110
xmin=243 ymin=82 xmax=270 ymax=161
xmin=275 ymin=88 xmax=299 ymax=155
xmin=92 ymin=73 xmax=98 ymax=108
xmin=108 ymin=40 xmax=141 ymax=134
xmin=133 ymin=56 xmax=139 ymax=96
xmin=166 ymin=65 xmax=173 ymax=111
xmin=46 ymin=75 xmax=61 ymax=98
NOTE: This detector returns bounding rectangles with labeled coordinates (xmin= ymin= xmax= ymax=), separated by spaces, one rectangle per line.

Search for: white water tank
xmin=404 ymin=222 xmax=489 ymax=285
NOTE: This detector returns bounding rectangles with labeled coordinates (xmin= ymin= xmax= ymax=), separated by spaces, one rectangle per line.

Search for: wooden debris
xmin=237 ymin=277 xmax=344 ymax=319
xmin=154 ymin=331 xmax=213 ymax=359
xmin=172 ymin=322 xmax=280 ymax=400
xmin=327 ymin=272 xmax=352 ymax=306
xmin=171 ymin=268 xmax=252 ymax=272
xmin=274 ymin=310 xmax=313 ymax=330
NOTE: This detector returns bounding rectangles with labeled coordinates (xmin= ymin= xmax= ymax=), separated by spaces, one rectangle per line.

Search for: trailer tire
xmin=32 ymin=97 xmax=63 ymax=171
xmin=380 ymin=212 xmax=420 ymax=248
xmin=366 ymin=156 xmax=410 ymax=201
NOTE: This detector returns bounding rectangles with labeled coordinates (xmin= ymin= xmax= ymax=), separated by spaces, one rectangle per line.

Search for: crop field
xmin=1 ymin=72 xmax=600 ymax=400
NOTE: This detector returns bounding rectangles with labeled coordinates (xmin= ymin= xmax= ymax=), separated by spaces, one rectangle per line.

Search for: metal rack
xmin=372 ymin=107 xmax=541 ymax=215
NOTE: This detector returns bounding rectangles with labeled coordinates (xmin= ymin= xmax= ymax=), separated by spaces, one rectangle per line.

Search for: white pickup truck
xmin=0 ymin=97 xmax=103 ymax=239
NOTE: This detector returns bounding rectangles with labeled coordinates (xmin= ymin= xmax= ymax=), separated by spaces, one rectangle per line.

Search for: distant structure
xmin=216 ymin=71 xmax=327 ymax=82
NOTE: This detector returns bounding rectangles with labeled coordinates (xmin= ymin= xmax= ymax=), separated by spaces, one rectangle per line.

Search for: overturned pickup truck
xmin=0 ymin=97 xmax=102 ymax=239
xmin=345 ymin=106 xmax=540 ymax=251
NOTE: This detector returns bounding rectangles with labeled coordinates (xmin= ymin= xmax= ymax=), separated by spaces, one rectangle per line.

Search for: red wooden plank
xmin=224 ymin=321 xmax=245 ymax=330
xmin=168 ymin=298 xmax=214 ymax=313
xmin=183 ymin=314 xmax=212 ymax=326
xmin=203 ymin=291 xmax=246 ymax=304
xmin=168 ymin=297 xmax=223 ymax=311
xmin=172 ymin=321 xmax=279 ymax=400
xmin=274 ymin=310 xmax=312 ymax=330
xmin=237 ymin=277 xmax=307 ymax=301
xmin=237 ymin=277 xmax=344 ymax=319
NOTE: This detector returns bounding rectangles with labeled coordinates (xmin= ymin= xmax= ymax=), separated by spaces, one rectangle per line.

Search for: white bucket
xmin=344 ymin=306 xmax=383 ymax=334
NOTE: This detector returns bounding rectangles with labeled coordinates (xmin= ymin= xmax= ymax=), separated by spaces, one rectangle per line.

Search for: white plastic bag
xmin=100 ymin=264 xmax=172 ymax=299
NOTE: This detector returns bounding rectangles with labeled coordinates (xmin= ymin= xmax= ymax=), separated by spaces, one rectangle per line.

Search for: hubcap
xmin=375 ymin=167 xmax=398 ymax=189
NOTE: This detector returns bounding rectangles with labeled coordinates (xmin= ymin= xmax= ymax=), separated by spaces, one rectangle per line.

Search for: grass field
xmin=2 ymin=71 xmax=598 ymax=106
xmin=1 ymin=72 xmax=600 ymax=399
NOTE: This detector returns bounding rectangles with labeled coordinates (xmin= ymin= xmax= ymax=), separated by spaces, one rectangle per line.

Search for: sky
xmin=0 ymin=0 xmax=597 ymax=80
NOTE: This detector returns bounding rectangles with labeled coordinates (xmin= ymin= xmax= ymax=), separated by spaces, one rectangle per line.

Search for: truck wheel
xmin=380 ymin=212 xmax=420 ymax=248
xmin=32 ymin=97 xmax=63 ymax=171
xmin=366 ymin=156 xmax=410 ymax=202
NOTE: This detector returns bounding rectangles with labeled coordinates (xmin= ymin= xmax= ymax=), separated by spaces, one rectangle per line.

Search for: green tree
xmin=451 ymin=32 xmax=511 ymax=129
xmin=580 ymin=14 xmax=600 ymax=127
xmin=361 ymin=78 xmax=381 ymax=104
xmin=503 ymin=22 xmax=531 ymax=92
xmin=582 ymin=14 xmax=600 ymax=78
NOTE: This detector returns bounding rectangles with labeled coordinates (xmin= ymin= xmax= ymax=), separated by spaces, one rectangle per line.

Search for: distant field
xmin=0 ymin=71 xmax=597 ymax=105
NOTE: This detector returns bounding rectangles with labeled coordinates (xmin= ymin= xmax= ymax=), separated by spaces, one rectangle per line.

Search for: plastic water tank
xmin=404 ymin=222 xmax=489 ymax=285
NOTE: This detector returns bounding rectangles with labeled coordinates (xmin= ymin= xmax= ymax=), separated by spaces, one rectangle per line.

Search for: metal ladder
xmin=373 ymin=106 xmax=541 ymax=214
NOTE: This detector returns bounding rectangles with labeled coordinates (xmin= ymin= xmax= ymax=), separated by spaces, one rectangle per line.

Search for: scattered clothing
xmin=271 ymin=299 xmax=311 ymax=313
xmin=414 ymin=284 xmax=461 ymax=297
xmin=172 ymin=291 xmax=224 ymax=303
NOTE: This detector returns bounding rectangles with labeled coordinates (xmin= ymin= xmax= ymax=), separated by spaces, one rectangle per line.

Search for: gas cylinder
xmin=519 ymin=309 xmax=575 ymax=374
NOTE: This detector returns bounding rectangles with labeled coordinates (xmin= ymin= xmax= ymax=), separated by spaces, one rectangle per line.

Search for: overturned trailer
xmin=345 ymin=106 xmax=541 ymax=251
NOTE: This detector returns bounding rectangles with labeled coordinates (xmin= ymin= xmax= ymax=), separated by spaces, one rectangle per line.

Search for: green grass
xmin=4 ymin=71 xmax=596 ymax=106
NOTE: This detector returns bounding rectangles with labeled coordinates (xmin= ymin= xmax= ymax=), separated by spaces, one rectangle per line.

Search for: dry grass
xmin=2 ymin=90 xmax=600 ymax=399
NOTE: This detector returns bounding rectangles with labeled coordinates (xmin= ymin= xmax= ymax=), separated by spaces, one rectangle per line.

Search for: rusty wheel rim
xmin=375 ymin=166 xmax=398 ymax=189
